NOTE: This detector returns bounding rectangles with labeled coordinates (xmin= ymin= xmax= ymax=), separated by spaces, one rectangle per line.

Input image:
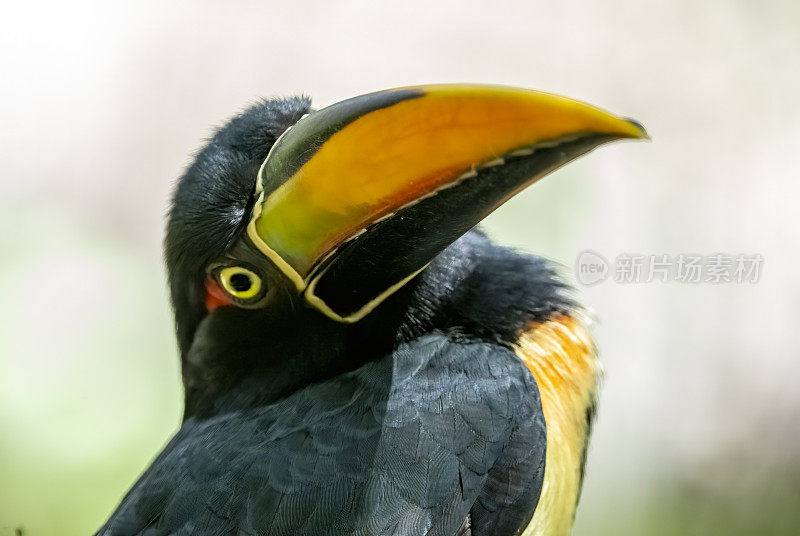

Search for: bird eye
xmin=218 ymin=266 xmax=262 ymax=300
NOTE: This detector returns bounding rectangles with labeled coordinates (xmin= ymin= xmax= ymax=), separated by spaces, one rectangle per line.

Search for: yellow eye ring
xmin=219 ymin=266 xmax=262 ymax=300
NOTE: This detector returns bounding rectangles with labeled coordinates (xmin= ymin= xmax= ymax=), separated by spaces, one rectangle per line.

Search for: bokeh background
xmin=1 ymin=1 xmax=798 ymax=534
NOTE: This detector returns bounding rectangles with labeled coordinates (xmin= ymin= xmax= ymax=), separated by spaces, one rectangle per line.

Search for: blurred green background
xmin=1 ymin=1 xmax=798 ymax=534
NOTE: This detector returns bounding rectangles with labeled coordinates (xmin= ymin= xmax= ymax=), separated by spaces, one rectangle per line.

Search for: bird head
xmin=165 ymin=84 xmax=646 ymax=415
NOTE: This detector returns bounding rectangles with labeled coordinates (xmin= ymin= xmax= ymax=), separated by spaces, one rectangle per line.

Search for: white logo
xmin=576 ymin=250 xmax=610 ymax=286
xmin=574 ymin=251 xmax=763 ymax=285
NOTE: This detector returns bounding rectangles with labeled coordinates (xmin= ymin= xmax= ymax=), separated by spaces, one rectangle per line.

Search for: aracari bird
xmin=97 ymin=85 xmax=646 ymax=536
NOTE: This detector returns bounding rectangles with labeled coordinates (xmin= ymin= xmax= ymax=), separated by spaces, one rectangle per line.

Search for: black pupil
xmin=230 ymin=273 xmax=252 ymax=293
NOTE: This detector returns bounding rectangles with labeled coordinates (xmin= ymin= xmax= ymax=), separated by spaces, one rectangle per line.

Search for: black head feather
xmin=162 ymin=94 xmax=574 ymax=420
xmin=165 ymin=96 xmax=311 ymax=355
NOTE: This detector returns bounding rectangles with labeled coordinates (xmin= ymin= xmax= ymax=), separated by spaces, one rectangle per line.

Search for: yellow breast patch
xmin=514 ymin=314 xmax=601 ymax=536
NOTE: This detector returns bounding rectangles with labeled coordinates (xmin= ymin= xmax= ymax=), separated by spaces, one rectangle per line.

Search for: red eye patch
xmin=205 ymin=279 xmax=233 ymax=312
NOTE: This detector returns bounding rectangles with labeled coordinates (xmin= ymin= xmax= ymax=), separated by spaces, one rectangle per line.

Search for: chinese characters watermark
xmin=576 ymin=251 xmax=763 ymax=286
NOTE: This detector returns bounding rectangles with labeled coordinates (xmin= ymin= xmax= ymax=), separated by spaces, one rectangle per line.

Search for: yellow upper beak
xmin=247 ymin=84 xmax=647 ymax=320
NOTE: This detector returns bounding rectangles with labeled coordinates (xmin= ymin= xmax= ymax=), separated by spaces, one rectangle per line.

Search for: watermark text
xmin=576 ymin=251 xmax=763 ymax=286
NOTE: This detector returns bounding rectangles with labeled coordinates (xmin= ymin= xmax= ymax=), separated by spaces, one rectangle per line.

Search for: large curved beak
xmin=247 ymin=84 xmax=647 ymax=322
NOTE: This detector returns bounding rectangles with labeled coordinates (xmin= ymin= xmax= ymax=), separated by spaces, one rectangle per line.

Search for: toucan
xmin=96 ymin=85 xmax=646 ymax=536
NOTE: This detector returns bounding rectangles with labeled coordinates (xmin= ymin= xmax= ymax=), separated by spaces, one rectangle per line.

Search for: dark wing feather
xmin=97 ymin=334 xmax=545 ymax=536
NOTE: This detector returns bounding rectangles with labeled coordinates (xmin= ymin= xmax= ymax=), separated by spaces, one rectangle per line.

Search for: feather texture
xmin=97 ymin=334 xmax=546 ymax=536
